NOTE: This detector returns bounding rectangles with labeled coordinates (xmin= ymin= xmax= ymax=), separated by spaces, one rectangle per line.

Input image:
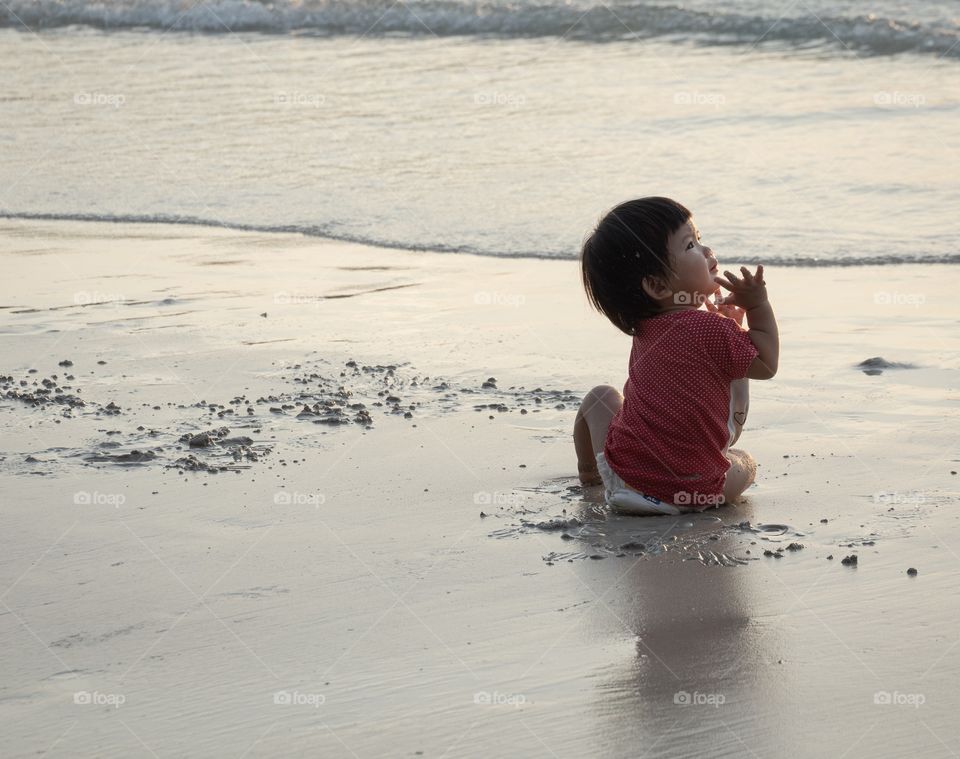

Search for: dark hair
xmin=580 ymin=196 xmax=691 ymax=336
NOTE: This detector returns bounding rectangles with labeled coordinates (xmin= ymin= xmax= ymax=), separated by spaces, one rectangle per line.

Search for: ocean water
xmin=1 ymin=0 xmax=958 ymax=265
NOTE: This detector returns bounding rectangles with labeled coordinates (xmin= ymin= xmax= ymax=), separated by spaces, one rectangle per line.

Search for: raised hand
xmin=704 ymin=292 xmax=746 ymax=325
xmin=713 ymin=264 xmax=768 ymax=311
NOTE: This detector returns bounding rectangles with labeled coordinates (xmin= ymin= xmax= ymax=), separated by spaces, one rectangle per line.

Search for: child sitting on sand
xmin=574 ymin=197 xmax=779 ymax=516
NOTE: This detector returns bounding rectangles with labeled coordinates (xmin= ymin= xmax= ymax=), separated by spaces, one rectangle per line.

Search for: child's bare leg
xmin=574 ymin=406 xmax=600 ymax=484
xmin=574 ymin=385 xmax=624 ymax=485
xmin=722 ymin=448 xmax=757 ymax=504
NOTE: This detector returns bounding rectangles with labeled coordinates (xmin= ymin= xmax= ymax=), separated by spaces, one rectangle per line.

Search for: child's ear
xmin=641 ymin=275 xmax=671 ymax=300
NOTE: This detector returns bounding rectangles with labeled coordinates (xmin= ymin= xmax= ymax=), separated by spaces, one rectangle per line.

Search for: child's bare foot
xmin=578 ymin=462 xmax=602 ymax=486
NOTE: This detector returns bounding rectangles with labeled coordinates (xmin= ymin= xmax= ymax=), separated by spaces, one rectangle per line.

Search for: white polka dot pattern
xmin=603 ymin=309 xmax=759 ymax=505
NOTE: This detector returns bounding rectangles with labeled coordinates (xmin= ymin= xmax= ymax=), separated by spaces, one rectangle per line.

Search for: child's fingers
xmin=713 ymin=276 xmax=734 ymax=290
xmin=722 ymin=270 xmax=742 ymax=286
xmin=740 ymin=266 xmax=753 ymax=283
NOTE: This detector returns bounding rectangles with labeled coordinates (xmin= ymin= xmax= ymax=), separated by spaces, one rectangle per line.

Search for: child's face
xmin=665 ymin=219 xmax=720 ymax=304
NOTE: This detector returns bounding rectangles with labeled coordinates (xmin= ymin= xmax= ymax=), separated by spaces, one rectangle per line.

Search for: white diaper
xmin=595 ymin=451 xmax=682 ymax=516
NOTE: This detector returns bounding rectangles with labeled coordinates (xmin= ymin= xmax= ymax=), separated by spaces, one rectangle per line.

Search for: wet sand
xmin=1 ymin=219 xmax=959 ymax=757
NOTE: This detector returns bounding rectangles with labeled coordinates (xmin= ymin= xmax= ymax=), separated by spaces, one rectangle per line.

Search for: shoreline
xmin=3 ymin=213 xmax=960 ymax=268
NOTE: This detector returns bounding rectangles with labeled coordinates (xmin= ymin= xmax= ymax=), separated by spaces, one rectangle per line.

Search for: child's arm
xmin=743 ymin=300 xmax=779 ymax=379
xmin=714 ymin=265 xmax=779 ymax=380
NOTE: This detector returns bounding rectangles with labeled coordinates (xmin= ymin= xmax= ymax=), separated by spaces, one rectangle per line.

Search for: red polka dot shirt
xmin=603 ymin=309 xmax=759 ymax=505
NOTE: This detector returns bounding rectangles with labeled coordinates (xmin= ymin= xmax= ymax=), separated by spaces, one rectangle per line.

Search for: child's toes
xmin=578 ymin=470 xmax=602 ymax=486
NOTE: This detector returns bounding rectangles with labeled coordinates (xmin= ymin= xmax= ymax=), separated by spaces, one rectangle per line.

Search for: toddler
xmin=574 ymin=197 xmax=779 ymax=516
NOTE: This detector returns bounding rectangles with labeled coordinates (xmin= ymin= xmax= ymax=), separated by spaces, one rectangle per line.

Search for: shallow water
xmin=1 ymin=7 xmax=958 ymax=264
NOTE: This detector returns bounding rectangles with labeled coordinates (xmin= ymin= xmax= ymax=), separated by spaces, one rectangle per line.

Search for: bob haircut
xmin=580 ymin=196 xmax=691 ymax=336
